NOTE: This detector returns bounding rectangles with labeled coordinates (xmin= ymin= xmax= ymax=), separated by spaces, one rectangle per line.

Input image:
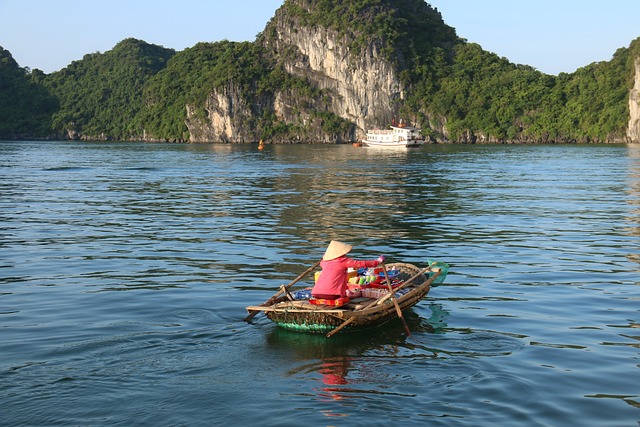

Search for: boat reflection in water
xmin=317 ymin=356 xmax=351 ymax=402
xmin=264 ymin=303 xmax=451 ymax=417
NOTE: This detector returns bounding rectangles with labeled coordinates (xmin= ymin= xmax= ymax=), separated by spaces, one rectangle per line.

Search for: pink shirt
xmin=312 ymin=256 xmax=380 ymax=298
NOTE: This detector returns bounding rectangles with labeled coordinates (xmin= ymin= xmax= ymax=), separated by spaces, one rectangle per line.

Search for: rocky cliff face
xmin=184 ymin=3 xmax=407 ymax=143
xmin=628 ymin=58 xmax=640 ymax=143
xmin=266 ymin=11 xmax=403 ymax=136
xmin=182 ymin=1 xmax=639 ymax=145
xmin=186 ymin=84 xmax=255 ymax=143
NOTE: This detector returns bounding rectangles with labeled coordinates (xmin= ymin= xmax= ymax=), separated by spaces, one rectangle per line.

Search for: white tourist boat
xmin=363 ymin=122 xmax=425 ymax=149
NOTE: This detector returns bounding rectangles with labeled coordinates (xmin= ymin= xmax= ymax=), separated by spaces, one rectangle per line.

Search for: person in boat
xmin=311 ymin=240 xmax=385 ymax=300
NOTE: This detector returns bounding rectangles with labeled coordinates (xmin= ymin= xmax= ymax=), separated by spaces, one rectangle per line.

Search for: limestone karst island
xmin=2 ymin=0 xmax=640 ymax=144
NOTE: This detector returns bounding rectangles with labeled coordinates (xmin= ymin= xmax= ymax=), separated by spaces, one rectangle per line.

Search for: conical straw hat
xmin=323 ymin=240 xmax=353 ymax=261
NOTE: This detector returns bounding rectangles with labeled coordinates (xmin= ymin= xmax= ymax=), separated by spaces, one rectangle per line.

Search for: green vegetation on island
xmin=0 ymin=47 xmax=58 ymax=138
xmin=0 ymin=0 xmax=638 ymax=143
xmin=41 ymin=38 xmax=175 ymax=140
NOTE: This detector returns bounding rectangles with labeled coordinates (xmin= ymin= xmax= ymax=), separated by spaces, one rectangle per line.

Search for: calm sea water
xmin=1 ymin=140 xmax=639 ymax=426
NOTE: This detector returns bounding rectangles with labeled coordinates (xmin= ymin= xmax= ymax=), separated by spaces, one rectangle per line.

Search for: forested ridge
xmin=1 ymin=0 xmax=639 ymax=143
xmin=0 ymin=47 xmax=58 ymax=138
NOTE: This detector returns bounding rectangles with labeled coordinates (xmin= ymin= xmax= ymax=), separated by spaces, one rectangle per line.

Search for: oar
xmin=326 ymin=264 xmax=436 ymax=337
xmin=243 ymin=259 xmax=321 ymax=322
xmin=381 ymin=262 xmax=411 ymax=336
xmin=372 ymin=263 xmax=439 ymax=306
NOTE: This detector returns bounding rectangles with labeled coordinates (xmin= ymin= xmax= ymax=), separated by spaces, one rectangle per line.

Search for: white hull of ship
xmin=362 ymin=139 xmax=425 ymax=149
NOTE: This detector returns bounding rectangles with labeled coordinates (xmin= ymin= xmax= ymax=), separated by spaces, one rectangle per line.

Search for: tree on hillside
xmin=0 ymin=47 xmax=58 ymax=138
xmin=42 ymin=38 xmax=175 ymax=140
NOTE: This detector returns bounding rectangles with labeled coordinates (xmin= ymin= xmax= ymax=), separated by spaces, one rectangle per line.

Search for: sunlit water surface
xmin=1 ymin=141 xmax=639 ymax=426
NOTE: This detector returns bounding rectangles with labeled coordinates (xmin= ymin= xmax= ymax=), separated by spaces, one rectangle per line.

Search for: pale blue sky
xmin=1 ymin=0 xmax=638 ymax=75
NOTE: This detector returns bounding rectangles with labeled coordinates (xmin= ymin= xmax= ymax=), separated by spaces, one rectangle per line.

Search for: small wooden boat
xmin=245 ymin=261 xmax=449 ymax=337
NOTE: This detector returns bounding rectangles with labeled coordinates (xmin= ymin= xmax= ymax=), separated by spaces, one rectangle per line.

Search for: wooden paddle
xmin=327 ymin=262 xmax=441 ymax=338
xmin=371 ymin=264 xmax=439 ymax=307
xmin=326 ymin=263 xmax=437 ymax=337
xmin=243 ymin=259 xmax=321 ymax=322
xmin=381 ymin=262 xmax=411 ymax=336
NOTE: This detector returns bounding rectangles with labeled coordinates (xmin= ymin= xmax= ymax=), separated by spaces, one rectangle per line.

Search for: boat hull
xmin=362 ymin=140 xmax=425 ymax=149
xmin=266 ymin=283 xmax=431 ymax=333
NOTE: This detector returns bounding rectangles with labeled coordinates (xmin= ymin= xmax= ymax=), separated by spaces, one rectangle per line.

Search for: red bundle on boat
xmin=309 ymin=297 xmax=351 ymax=307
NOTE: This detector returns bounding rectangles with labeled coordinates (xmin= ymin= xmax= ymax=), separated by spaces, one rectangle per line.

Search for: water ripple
xmin=1 ymin=141 xmax=639 ymax=426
